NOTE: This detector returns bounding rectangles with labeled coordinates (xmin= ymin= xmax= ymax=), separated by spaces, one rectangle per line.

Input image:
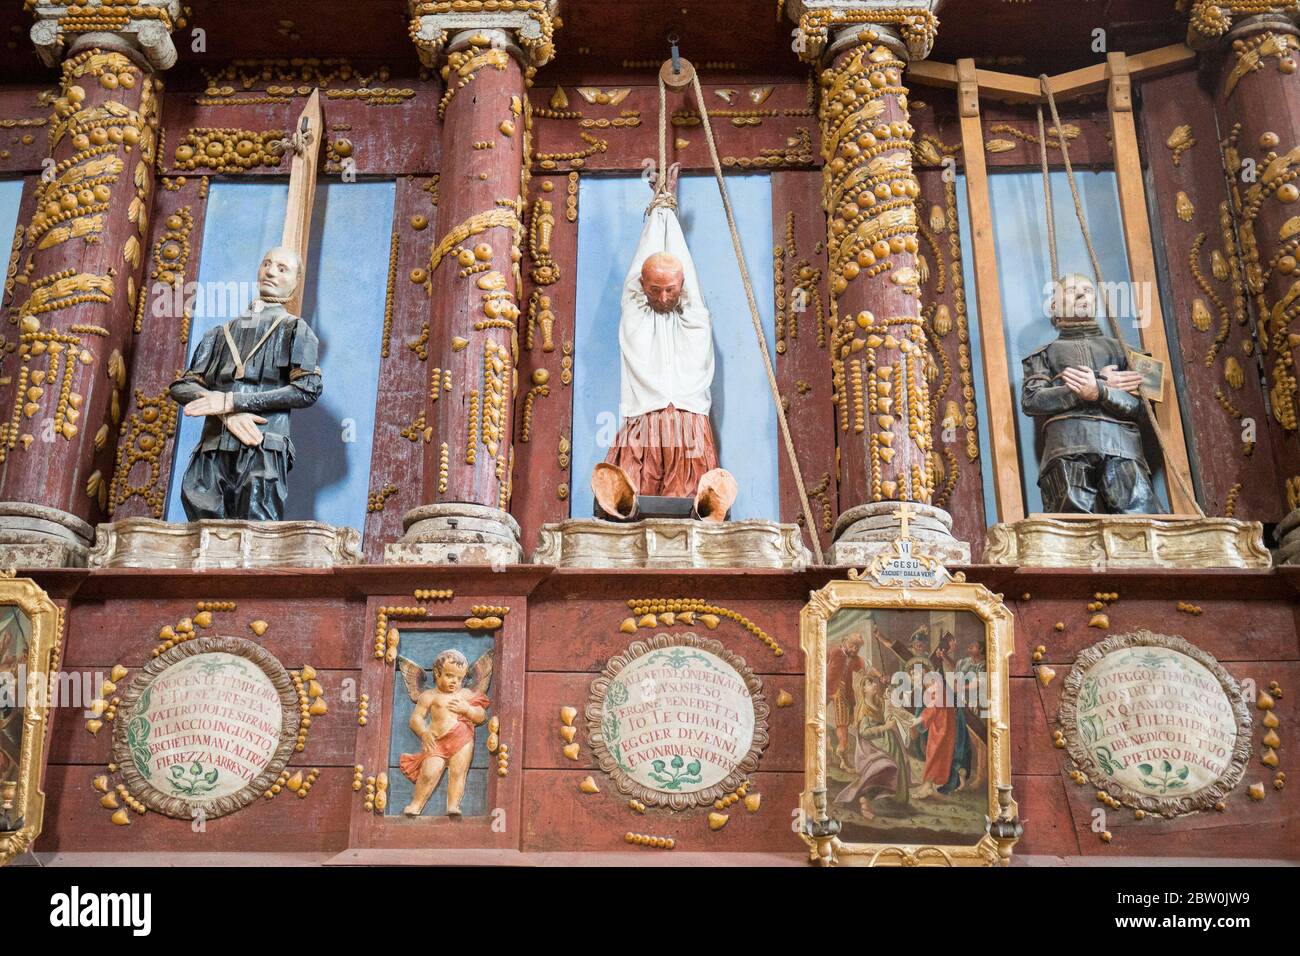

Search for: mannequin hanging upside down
xmin=591 ymin=169 xmax=738 ymax=522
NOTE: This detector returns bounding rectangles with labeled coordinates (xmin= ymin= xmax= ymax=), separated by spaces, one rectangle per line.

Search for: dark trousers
xmin=1038 ymin=453 xmax=1157 ymax=514
xmin=180 ymin=445 xmax=289 ymax=521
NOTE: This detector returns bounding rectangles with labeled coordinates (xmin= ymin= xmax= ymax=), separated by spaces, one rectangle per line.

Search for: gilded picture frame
xmin=0 ymin=577 xmax=61 ymax=867
xmin=799 ymin=571 xmax=1019 ymax=866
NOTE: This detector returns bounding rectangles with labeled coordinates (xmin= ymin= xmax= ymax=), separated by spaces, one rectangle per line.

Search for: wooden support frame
xmin=908 ymin=43 xmax=1196 ymax=104
xmin=280 ymin=89 xmax=323 ymax=317
xmin=930 ymin=49 xmax=1201 ymax=518
xmin=956 ymin=59 xmax=1024 ymax=524
xmin=1105 ymin=52 xmax=1198 ymax=515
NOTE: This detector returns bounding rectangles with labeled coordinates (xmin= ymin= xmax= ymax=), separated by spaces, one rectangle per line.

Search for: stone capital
xmin=407 ymin=0 xmax=560 ymax=70
xmin=1185 ymin=1 xmax=1300 ymax=49
xmin=27 ymin=0 xmax=184 ymax=72
xmin=787 ymin=0 xmax=941 ymax=65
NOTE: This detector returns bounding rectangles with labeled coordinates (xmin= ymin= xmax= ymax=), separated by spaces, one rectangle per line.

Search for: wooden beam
xmin=955 ymin=59 xmax=1025 ymax=524
xmin=909 ymin=43 xmax=1197 ymax=103
xmin=1046 ymin=62 xmax=1106 ymax=100
xmin=1104 ymin=52 xmax=1199 ymax=515
xmin=1127 ymin=43 xmax=1198 ymax=78
xmin=280 ymin=88 xmax=322 ymax=316
xmin=908 ymin=59 xmax=1040 ymax=101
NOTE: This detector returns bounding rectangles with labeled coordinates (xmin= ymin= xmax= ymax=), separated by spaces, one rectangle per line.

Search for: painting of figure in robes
xmin=824 ymin=608 xmax=990 ymax=846
xmin=0 ymin=606 xmax=30 ymax=831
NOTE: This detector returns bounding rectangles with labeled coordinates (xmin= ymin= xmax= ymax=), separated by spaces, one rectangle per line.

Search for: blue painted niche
xmin=0 ymin=179 xmax=22 ymax=260
xmin=384 ymin=629 xmax=494 ymax=818
xmin=571 ymin=173 xmax=780 ymax=521
xmin=960 ymin=169 xmax=1171 ymax=517
xmin=164 ymin=179 xmax=395 ymax=530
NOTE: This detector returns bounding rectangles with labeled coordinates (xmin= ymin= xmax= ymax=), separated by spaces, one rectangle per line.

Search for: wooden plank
xmin=772 ymin=170 xmax=838 ymax=556
xmin=907 ymin=59 xmax=1040 ymax=101
xmin=360 ymin=176 xmax=436 ymax=560
xmin=1046 ymin=62 xmax=1106 ymax=100
xmin=956 ymin=59 xmax=1025 ymax=525
xmin=1105 ymin=53 xmax=1199 ymax=515
xmin=1127 ymin=43 xmax=1198 ymax=79
xmin=280 ymin=89 xmax=322 ymax=317
xmin=910 ymin=44 xmax=1196 ymax=104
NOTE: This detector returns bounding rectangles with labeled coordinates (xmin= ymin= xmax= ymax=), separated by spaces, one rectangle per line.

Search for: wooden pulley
xmin=660 ymin=56 xmax=696 ymax=91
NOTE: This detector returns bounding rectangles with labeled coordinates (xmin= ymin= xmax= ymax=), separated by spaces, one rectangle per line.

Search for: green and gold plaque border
xmin=1059 ymin=629 xmax=1252 ymax=818
xmin=0 ymin=577 xmax=61 ymax=867
xmin=586 ymin=631 xmax=770 ymax=811
xmin=113 ymin=635 xmax=302 ymax=820
xmin=800 ymin=572 xmax=1019 ymax=867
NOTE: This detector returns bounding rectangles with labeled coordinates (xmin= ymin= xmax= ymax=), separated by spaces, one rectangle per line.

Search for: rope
xmin=1037 ymin=76 xmax=1203 ymax=516
xmin=655 ymin=61 xmax=824 ymax=562
xmin=1036 ymin=104 xmax=1058 ymax=282
xmin=648 ymin=80 xmax=678 ymax=213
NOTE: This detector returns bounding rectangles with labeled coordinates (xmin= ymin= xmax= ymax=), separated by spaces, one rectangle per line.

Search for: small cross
xmin=894 ymin=502 xmax=915 ymax=540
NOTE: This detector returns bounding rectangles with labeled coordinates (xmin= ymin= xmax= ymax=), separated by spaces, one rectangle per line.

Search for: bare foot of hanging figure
xmin=591 ymin=168 xmax=738 ymax=523
xmin=1020 ymin=274 xmax=1157 ymax=515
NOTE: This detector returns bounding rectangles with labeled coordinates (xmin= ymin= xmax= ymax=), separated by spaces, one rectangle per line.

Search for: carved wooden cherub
xmin=397 ymin=648 xmax=493 ymax=817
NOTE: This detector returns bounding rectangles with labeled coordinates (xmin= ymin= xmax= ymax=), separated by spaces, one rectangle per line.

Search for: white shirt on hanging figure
xmin=592 ymin=166 xmax=738 ymax=522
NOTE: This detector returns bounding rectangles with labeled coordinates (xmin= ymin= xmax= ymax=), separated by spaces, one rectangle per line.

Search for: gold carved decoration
xmin=107 ymin=386 xmax=179 ymax=518
xmin=1224 ymin=30 xmax=1297 ymax=98
xmin=1166 ymin=124 xmax=1195 ymax=165
xmin=620 ymin=597 xmax=782 ymax=657
xmin=173 ymin=128 xmax=285 ymax=173
xmin=577 ymin=87 xmax=630 ymax=107
xmin=794 ymin=5 xmax=938 ymax=63
xmin=819 ymin=34 xmax=933 ymax=503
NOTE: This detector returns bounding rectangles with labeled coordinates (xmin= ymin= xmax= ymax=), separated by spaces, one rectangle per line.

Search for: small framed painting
xmin=800 ymin=567 xmax=1020 ymax=866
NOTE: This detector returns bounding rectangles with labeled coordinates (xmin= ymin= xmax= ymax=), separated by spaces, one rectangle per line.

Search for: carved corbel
xmin=27 ymin=0 xmax=184 ymax=72
xmin=407 ymin=0 xmax=560 ymax=69
xmin=1185 ymin=0 xmax=1300 ymax=49
xmin=787 ymin=0 xmax=941 ymax=65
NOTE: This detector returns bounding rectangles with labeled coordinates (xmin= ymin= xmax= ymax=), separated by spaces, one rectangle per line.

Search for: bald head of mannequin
xmin=641 ymin=252 xmax=685 ymax=313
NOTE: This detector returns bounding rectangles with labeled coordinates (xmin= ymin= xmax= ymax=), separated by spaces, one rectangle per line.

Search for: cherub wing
xmin=470 ymin=650 xmax=494 ymax=696
xmin=396 ymin=656 xmax=427 ymax=702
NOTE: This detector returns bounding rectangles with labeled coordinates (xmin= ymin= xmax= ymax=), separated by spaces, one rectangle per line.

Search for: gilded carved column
xmin=1189 ymin=2 xmax=1300 ymax=562
xmin=0 ymin=2 xmax=180 ymax=567
xmin=387 ymin=2 xmax=558 ymax=565
xmin=791 ymin=1 xmax=969 ymax=563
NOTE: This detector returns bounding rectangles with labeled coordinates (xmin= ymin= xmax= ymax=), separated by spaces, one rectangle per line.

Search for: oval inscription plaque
xmin=1060 ymin=630 xmax=1251 ymax=816
xmin=113 ymin=636 xmax=300 ymax=819
xmin=587 ymin=633 xmax=769 ymax=810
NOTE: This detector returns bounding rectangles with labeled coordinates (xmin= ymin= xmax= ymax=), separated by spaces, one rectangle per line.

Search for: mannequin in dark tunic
xmin=1021 ymin=273 xmax=1156 ymax=514
xmin=170 ymin=247 xmax=322 ymax=521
